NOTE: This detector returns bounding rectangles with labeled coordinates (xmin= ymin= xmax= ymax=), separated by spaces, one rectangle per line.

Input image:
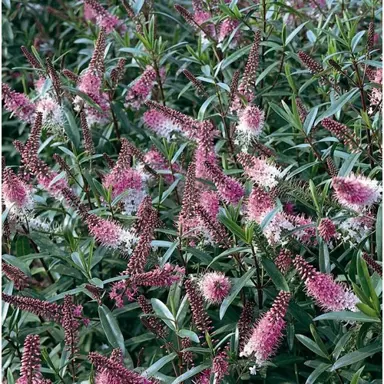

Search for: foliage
xmin=1 ymin=0 xmax=382 ymax=383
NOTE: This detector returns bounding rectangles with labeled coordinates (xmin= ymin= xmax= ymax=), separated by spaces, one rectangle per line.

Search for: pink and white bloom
xmin=2 ymin=84 xmax=35 ymax=123
xmin=36 ymin=97 xmax=65 ymax=135
xmin=236 ymin=106 xmax=265 ymax=145
xmin=239 ymin=154 xmax=281 ymax=188
xmin=293 ymin=255 xmax=358 ymax=312
xmin=125 ymin=66 xmax=164 ymax=110
xmin=143 ymin=109 xmax=182 ymax=140
xmin=199 ymin=272 xmax=231 ymax=304
xmin=318 ymin=218 xmax=339 ymax=243
xmin=2 ymin=168 xmax=33 ymax=215
xmin=86 ymin=215 xmax=137 ymax=252
xmin=218 ymin=19 xmax=241 ymax=48
xmin=333 ymin=174 xmax=381 ymax=210
xmin=241 ymin=291 xmax=290 ymax=369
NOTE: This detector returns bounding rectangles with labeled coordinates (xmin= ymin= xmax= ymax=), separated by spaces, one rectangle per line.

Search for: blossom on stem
xmin=318 ymin=218 xmax=338 ymax=243
xmin=204 ymin=162 xmax=244 ymax=205
xmin=362 ymin=253 xmax=382 ymax=277
xmin=332 ymin=174 xmax=382 ymax=211
xmin=321 ymin=118 xmax=357 ymax=149
xmin=293 ymin=255 xmax=358 ymax=311
xmin=212 ymin=347 xmax=230 ymax=382
xmin=83 ymin=0 xmax=122 ymax=33
xmin=185 ymin=279 xmax=212 ymax=333
xmin=2 ymin=167 xmax=33 ymax=214
xmin=95 ymin=349 xmax=125 ymax=384
xmin=62 ymin=296 xmax=80 ymax=362
xmin=89 ymin=352 xmax=152 ymax=384
xmin=235 ymin=106 xmax=265 ymax=145
xmin=17 ymin=335 xmax=52 ymax=384
xmin=275 ymin=249 xmax=292 ymax=274
xmin=143 ymin=109 xmax=182 ymax=140
xmin=2 ymin=84 xmax=35 ymax=123
xmin=238 ymin=301 xmax=255 ymax=351
xmin=2 ymin=294 xmax=63 ymax=323
xmin=241 ymin=291 xmax=291 ymax=369
xmin=238 ymin=153 xmax=280 ymax=188
xmin=218 ymin=19 xmax=241 ymax=47
xmin=199 ymin=272 xmax=231 ymax=304
xmin=137 ymin=295 xmax=168 ymax=338
xmin=2 ymin=263 xmax=30 ymax=290
xmin=126 ymin=66 xmax=164 ymax=110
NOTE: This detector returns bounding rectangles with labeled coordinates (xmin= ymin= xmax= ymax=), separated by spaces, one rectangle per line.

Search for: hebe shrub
xmin=1 ymin=0 xmax=382 ymax=383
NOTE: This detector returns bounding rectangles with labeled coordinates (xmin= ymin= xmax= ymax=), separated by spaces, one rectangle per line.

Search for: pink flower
xmin=144 ymin=148 xmax=180 ymax=184
xmin=218 ymin=19 xmax=241 ymax=47
xmin=289 ymin=214 xmax=317 ymax=245
xmin=246 ymin=187 xmax=274 ymax=223
xmin=333 ymin=174 xmax=381 ymax=210
xmin=2 ymin=263 xmax=30 ymax=290
xmin=86 ymin=215 xmax=133 ymax=250
xmin=37 ymin=171 xmax=69 ymax=198
xmin=125 ymin=66 xmax=162 ymax=110
xmin=236 ymin=106 xmax=265 ymax=143
xmin=369 ymin=68 xmax=382 ymax=112
xmin=36 ymin=97 xmax=65 ymax=134
xmin=241 ymin=291 xmax=290 ymax=368
xmin=83 ymin=0 xmax=122 ymax=33
xmin=212 ymin=348 xmax=229 ymax=381
xmin=275 ymin=249 xmax=292 ymax=274
xmin=318 ymin=218 xmax=338 ymax=243
xmin=104 ymin=167 xmax=143 ymax=197
xmin=143 ymin=109 xmax=182 ymax=140
xmin=2 ymin=84 xmax=35 ymax=123
xmin=2 ymin=168 xmax=33 ymax=213
xmin=195 ymin=142 xmax=216 ymax=179
xmin=16 ymin=335 xmax=52 ymax=384
xmin=200 ymin=191 xmax=220 ymax=220
xmin=293 ymin=255 xmax=358 ymax=312
xmin=238 ymin=153 xmax=281 ymax=188
xmin=204 ymin=162 xmax=244 ymax=205
xmin=199 ymin=272 xmax=231 ymax=304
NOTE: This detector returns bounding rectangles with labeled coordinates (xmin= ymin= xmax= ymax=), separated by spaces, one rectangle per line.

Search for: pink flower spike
xmin=332 ymin=174 xmax=381 ymax=210
xmin=2 ymin=84 xmax=36 ymax=123
xmin=293 ymin=255 xmax=358 ymax=312
xmin=318 ymin=218 xmax=338 ymax=243
xmin=241 ymin=291 xmax=290 ymax=368
xmin=199 ymin=272 xmax=231 ymax=304
xmin=2 ymin=168 xmax=33 ymax=213
xmin=86 ymin=215 xmax=123 ymax=249
xmin=236 ymin=106 xmax=265 ymax=144
xmin=143 ymin=109 xmax=182 ymax=140
xmin=204 ymin=162 xmax=244 ymax=205
xmin=125 ymin=66 xmax=161 ymax=110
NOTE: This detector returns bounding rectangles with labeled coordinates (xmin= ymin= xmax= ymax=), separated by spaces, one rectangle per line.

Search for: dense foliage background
xmin=1 ymin=0 xmax=383 ymax=383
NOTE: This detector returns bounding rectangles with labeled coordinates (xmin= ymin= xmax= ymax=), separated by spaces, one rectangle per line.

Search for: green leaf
xmin=313 ymin=311 xmax=380 ymax=323
xmin=171 ymin=363 xmax=211 ymax=384
xmin=178 ymin=329 xmax=200 ymax=343
xmin=220 ymin=44 xmax=251 ymax=70
xmin=286 ymin=21 xmax=309 ymax=45
xmin=315 ymin=89 xmax=359 ymax=125
xmin=338 ymin=152 xmax=361 ymax=177
xmin=351 ymin=30 xmax=365 ymax=52
xmin=261 ymin=258 xmax=289 ymax=291
xmin=151 ymin=298 xmax=176 ymax=331
xmin=296 ymin=335 xmax=330 ymax=359
xmin=303 ymin=106 xmax=319 ymax=135
xmin=305 ymin=363 xmax=332 ymax=384
xmin=219 ymin=267 xmax=255 ymax=319
xmin=142 ymin=353 xmax=177 ymax=378
xmin=350 ymin=366 xmax=365 ymax=384
xmin=63 ymin=109 xmax=80 ymax=148
xmin=198 ymin=94 xmax=216 ymax=120
xmin=98 ymin=305 xmax=126 ymax=354
xmin=318 ymin=240 xmax=330 ymax=274
xmin=331 ymin=341 xmax=381 ymax=371
xmin=160 ymin=241 xmax=178 ymax=267
xmin=218 ymin=214 xmax=247 ymax=243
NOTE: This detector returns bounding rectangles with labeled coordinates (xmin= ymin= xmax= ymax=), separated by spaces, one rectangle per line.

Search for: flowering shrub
xmin=2 ymin=0 xmax=382 ymax=383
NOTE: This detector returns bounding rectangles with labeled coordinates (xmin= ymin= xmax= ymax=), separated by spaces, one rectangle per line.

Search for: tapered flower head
xmin=199 ymin=272 xmax=231 ymax=304
xmin=241 ymin=291 xmax=290 ymax=368
xmin=293 ymin=255 xmax=358 ymax=312
xmin=204 ymin=162 xmax=244 ymax=205
xmin=143 ymin=109 xmax=182 ymax=140
xmin=332 ymin=174 xmax=381 ymax=210
xmin=236 ymin=106 xmax=265 ymax=144
xmin=2 ymin=168 xmax=33 ymax=214
xmin=218 ymin=19 xmax=241 ymax=47
xmin=84 ymin=0 xmax=122 ymax=33
xmin=2 ymin=262 xmax=30 ymax=290
xmin=17 ymin=334 xmax=52 ymax=384
xmin=238 ymin=153 xmax=281 ymax=188
xmin=2 ymin=84 xmax=35 ymax=123
xmin=126 ymin=66 xmax=163 ymax=110
xmin=275 ymin=249 xmax=292 ymax=274
xmin=318 ymin=218 xmax=338 ymax=243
